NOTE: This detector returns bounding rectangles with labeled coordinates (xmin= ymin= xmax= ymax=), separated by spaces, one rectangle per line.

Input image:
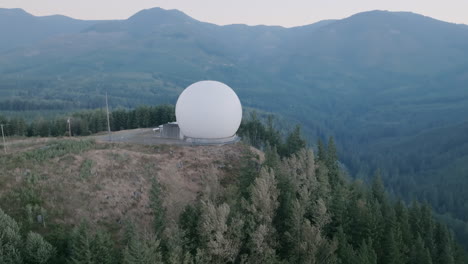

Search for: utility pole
xmin=105 ymin=92 xmax=112 ymax=142
xmin=67 ymin=118 xmax=72 ymax=137
xmin=1 ymin=124 xmax=6 ymax=154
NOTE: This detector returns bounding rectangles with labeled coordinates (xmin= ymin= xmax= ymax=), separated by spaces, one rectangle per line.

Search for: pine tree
xmin=420 ymin=203 xmax=436 ymax=259
xmin=327 ymin=183 xmax=347 ymax=236
xmin=123 ymin=232 xmax=162 ymax=264
xmin=199 ymin=201 xmax=242 ymax=263
xmin=326 ymin=137 xmax=340 ymax=188
xmin=0 ymin=208 xmax=23 ymax=263
xmin=24 ymin=232 xmax=55 ymax=264
xmin=356 ymin=239 xmax=377 ymax=264
xmin=335 ymin=227 xmax=357 ymax=264
xmin=434 ymin=223 xmax=455 ymax=264
xmin=381 ymin=228 xmax=402 ymax=264
xmin=68 ymin=223 xmax=94 ymax=264
xmin=410 ymin=235 xmax=432 ymax=264
xmin=245 ymin=168 xmax=279 ymax=264
xmin=394 ymin=199 xmax=411 ymax=257
xmin=283 ymin=125 xmax=306 ymax=157
xmin=263 ymin=144 xmax=280 ymax=171
xmin=265 ymin=115 xmax=281 ymax=148
xmin=90 ymin=230 xmax=115 ymax=264
xmin=179 ymin=205 xmax=201 ymax=257
xmin=150 ymin=177 xmax=166 ymax=238
xmin=371 ymin=171 xmax=386 ymax=204
xmin=317 ymin=139 xmax=327 ymax=162
xmin=165 ymin=226 xmax=194 ymax=264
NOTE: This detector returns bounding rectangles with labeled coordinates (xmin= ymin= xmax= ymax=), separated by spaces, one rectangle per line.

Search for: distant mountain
xmin=0 ymin=8 xmax=98 ymax=52
xmin=1 ymin=7 xmax=468 ymax=247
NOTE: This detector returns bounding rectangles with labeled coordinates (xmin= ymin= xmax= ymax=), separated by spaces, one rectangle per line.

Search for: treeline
xmin=238 ymin=113 xmax=307 ymax=157
xmin=1 ymin=123 xmax=466 ymax=263
xmin=0 ymin=105 xmax=175 ymax=137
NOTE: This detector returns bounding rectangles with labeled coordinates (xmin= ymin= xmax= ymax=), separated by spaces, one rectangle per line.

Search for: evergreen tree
xmin=179 ymin=205 xmax=201 ymax=257
xmin=150 ymin=177 xmax=166 ymax=237
xmin=326 ymin=137 xmax=340 ymax=188
xmin=317 ymin=139 xmax=327 ymax=162
xmin=371 ymin=172 xmax=386 ymax=204
xmin=381 ymin=228 xmax=402 ymax=264
xmin=123 ymin=232 xmax=162 ymax=264
xmin=282 ymin=125 xmax=306 ymax=157
xmin=434 ymin=223 xmax=455 ymax=264
xmin=355 ymin=239 xmax=377 ymax=264
xmin=90 ymin=230 xmax=115 ymax=264
xmin=335 ymin=227 xmax=357 ymax=264
xmin=68 ymin=223 xmax=94 ymax=264
xmin=410 ymin=235 xmax=432 ymax=264
xmin=198 ymin=201 xmax=242 ymax=263
xmin=245 ymin=168 xmax=279 ymax=264
xmin=24 ymin=232 xmax=55 ymax=264
xmin=0 ymin=208 xmax=23 ymax=264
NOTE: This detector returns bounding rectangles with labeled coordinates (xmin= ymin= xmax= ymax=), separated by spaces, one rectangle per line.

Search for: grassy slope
xmin=0 ymin=137 xmax=256 ymax=234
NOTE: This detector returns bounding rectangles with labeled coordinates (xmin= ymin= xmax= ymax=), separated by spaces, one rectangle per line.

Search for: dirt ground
xmin=94 ymin=128 xmax=190 ymax=146
xmin=0 ymin=133 xmax=256 ymax=233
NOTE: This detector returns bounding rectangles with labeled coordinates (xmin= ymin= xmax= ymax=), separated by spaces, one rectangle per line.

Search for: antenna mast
xmin=1 ymin=124 xmax=6 ymax=154
xmin=106 ymin=92 xmax=112 ymax=141
xmin=67 ymin=118 xmax=72 ymax=137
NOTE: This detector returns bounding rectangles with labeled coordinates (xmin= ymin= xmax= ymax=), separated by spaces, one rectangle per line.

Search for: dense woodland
xmin=0 ymin=105 xmax=175 ymax=138
xmin=0 ymin=114 xmax=467 ymax=263
xmin=2 ymin=8 xmax=468 ymax=256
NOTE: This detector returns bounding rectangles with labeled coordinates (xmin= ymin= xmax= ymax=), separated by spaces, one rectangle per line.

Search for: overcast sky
xmin=1 ymin=0 xmax=467 ymax=27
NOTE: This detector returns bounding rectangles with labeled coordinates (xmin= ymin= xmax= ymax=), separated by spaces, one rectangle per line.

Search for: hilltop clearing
xmin=0 ymin=137 xmax=258 ymax=231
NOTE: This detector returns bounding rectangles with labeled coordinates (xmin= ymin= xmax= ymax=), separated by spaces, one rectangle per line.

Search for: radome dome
xmin=175 ymin=81 xmax=242 ymax=139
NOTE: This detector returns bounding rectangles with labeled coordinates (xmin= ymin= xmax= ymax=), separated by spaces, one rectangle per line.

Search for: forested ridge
xmin=0 ymin=115 xmax=467 ymax=263
xmin=1 ymin=8 xmax=468 ymax=261
xmin=2 ymin=7 xmax=468 ymax=243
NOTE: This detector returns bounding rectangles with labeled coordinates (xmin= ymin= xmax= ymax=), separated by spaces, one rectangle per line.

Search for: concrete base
xmin=184 ymin=135 xmax=240 ymax=145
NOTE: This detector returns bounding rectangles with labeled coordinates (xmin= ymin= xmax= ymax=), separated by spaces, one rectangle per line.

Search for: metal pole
xmin=68 ymin=118 xmax=72 ymax=137
xmin=1 ymin=124 xmax=6 ymax=154
xmin=105 ymin=92 xmax=112 ymax=142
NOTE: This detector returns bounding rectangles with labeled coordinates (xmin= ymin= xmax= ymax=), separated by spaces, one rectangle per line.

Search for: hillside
xmin=1 ymin=136 xmax=467 ymax=263
xmin=0 ymin=137 xmax=253 ymax=230
xmin=2 ymin=6 xmax=468 ymax=252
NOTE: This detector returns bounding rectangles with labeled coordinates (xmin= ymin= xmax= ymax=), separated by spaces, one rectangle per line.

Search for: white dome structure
xmin=176 ymin=81 xmax=242 ymax=141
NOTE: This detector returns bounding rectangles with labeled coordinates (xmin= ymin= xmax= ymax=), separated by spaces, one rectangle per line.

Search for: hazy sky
xmin=1 ymin=0 xmax=467 ymax=27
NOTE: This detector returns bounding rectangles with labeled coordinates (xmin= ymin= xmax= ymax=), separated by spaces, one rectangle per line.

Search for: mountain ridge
xmin=2 ymin=6 xmax=468 ymax=248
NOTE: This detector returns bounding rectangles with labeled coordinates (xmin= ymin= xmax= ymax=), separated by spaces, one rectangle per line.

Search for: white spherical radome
xmin=176 ymin=81 xmax=242 ymax=139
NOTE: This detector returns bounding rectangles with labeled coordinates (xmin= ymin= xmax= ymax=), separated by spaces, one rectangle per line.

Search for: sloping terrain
xmin=0 ymin=137 xmax=257 ymax=231
xmin=2 ymin=6 xmax=468 ymax=248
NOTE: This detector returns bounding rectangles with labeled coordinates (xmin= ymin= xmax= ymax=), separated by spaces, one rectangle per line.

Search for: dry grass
xmin=0 ymin=137 xmax=251 ymax=232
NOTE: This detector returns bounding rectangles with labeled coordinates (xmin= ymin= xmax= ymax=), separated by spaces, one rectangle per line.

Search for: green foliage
xmin=123 ymin=231 xmax=162 ymax=264
xmin=68 ymin=223 xmax=95 ymax=264
xmin=79 ymin=159 xmax=94 ymax=180
xmin=1 ymin=105 xmax=175 ymax=138
xmin=238 ymin=113 xmax=307 ymax=158
xmin=90 ymin=230 xmax=117 ymax=264
xmin=0 ymin=208 xmax=23 ymax=263
xmin=21 ymin=140 xmax=95 ymax=162
xmin=68 ymin=223 xmax=116 ymax=264
xmin=150 ymin=177 xmax=166 ymax=238
xmin=24 ymin=232 xmax=55 ymax=264
xmin=179 ymin=205 xmax=201 ymax=257
xmin=0 ymin=110 xmax=467 ymax=263
xmin=0 ymin=208 xmax=56 ymax=264
xmin=243 ymin=168 xmax=279 ymax=264
xmin=3 ymin=9 xmax=468 ymax=252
